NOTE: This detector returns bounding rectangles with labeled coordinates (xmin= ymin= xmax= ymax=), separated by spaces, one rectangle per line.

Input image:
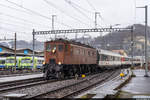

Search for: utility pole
xmin=131 ymin=26 xmax=134 ymax=68
xmin=136 ymin=5 xmax=149 ymax=77
xmin=32 ymin=29 xmax=35 ymax=71
xmin=52 ymin=15 xmax=56 ymax=39
xmin=144 ymin=5 xmax=149 ymax=77
xmin=95 ymin=12 xmax=100 ymax=29
xmin=14 ymin=33 xmax=17 ymax=72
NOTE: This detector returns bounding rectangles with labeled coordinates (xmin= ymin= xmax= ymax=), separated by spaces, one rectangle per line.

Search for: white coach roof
xmin=97 ymin=49 xmax=123 ymax=57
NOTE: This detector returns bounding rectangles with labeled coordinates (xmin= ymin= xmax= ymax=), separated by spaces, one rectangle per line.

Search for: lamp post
xmin=136 ymin=5 xmax=149 ymax=77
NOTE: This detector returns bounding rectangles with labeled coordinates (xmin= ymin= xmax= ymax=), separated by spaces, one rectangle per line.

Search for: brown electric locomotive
xmin=43 ymin=39 xmax=98 ymax=79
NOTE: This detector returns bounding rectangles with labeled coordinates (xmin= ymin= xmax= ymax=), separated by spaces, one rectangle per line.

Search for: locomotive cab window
xmin=58 ymin=45 xmax=64 ymax=51
xmin=46 ymin=44 xmax=51 ymax=51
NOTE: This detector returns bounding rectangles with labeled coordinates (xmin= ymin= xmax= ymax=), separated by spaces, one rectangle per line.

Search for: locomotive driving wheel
xmin=45 ymin=69 xmax=50 ymax=80
xmin=56 ymin=71 xmax=64 ymax=79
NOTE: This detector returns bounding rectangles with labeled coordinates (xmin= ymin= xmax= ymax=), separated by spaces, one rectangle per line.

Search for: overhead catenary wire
xmin=85 ymin=0 xmax=109 ymax=28
xmin=0 ymin=21 xmax=33 ymax=30
xmin=43 ymin=0 xmax=90 ymax=27
xmin=65 ymin=0 xmax=103 ymax=28
xmin=0 ymin=4 xmax=50 ymax=28
xmin=86 ymin=0 xmax=97 ymax=12
xmin=65 ymin=0 xmax=94 ymax=14
xmin=0 ymin=16 xmax=50 ymax=29
xmin=64 ymin=0 xmax=94 ymax=23
xmin=0 ymin=3 xmax=29 ymax=13
xmin=0 ymin=26 xmax=29 ymax=34
xmin=97 ymin=13 xmax=109 ymax=27
xmin=5 ymin=0 xmax=73 ymax=28
xmin=0 ymin=12 xmax=48 ymax=27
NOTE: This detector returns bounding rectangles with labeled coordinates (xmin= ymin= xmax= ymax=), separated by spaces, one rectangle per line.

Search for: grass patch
xmin=116 ymin=91 xmax=133 ymax=98
xmin=131 ymin=71 xmax=136 ymax=77
xmin=130 ymin=67 xmax=134 ymax=70
xmin=81 ymin=93 xmax=96 ymax=98
xmin=131 ymin=74 xmax=136 ymax=77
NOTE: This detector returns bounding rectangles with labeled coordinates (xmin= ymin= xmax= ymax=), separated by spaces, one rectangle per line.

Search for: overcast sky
xmin=0 ymin=0 xmax=150 ymax=41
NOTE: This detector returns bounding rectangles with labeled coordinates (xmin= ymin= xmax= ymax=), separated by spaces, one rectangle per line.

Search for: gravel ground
xmin=0 ymin=73 xmax=98 ymax=98
xmin=41 ymin=70 xmax=120 ymax=98
xmin=0 ymin=70 xmax=120 ymax=99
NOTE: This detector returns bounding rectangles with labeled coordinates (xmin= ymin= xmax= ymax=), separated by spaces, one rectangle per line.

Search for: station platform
xmin=0 ymin=73 xmax=43 ymax=83
xmin=76 ymin=69 xmax=131 ymax=98
xmin=118 ymin=69 xmax=150 ymax=98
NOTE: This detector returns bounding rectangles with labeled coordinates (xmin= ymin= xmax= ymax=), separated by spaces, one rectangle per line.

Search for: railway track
xmin=0 ymin=72 xmax=42 ymax=78
xmin=24 ymin=69 xmax=120 ymax=99
xmin=0 ymin=75 xmax=78 ymax=98
xmin=0 ymin=69 xmax=121 ymax=99
xmin=0 ymin=77 xmax=51 ymax=94
xmin=0 ymin=70 xmax=42 ymax=77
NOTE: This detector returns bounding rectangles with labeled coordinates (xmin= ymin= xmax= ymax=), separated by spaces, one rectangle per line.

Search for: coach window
xmin=113 ymin=57 xmax=115 ymax=61
xmin=58 ymin=45 xmax=64 ymax=51
xmin=46 ymin=44 xmax=51 ymax=51
xmin=101 ymin=54 xmax=107 ymax=61
xmin=118 ymin=57 xmax=120 ymax=61
xmin=110 ymin=56 xmax=112 ymax=61
xmin=116 ymin=57 xmax=118 ymax=61
xmin=115 ymin=57 xmax=118 ymax=61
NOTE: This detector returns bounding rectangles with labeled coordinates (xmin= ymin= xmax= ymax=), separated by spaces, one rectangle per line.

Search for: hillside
xmin=93 ymin=24 xmax=150 ymax=56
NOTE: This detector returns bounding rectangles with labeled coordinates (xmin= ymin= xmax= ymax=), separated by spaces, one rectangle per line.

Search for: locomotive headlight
xmin=52 ymin=49 xmax=55 ymax=53
xmin=58 ymin=61 xmax=61 ymax=65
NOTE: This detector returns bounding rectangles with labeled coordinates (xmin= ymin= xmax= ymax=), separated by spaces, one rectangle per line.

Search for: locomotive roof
xmin=46 ymin=38 xmax=95 ymax=49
